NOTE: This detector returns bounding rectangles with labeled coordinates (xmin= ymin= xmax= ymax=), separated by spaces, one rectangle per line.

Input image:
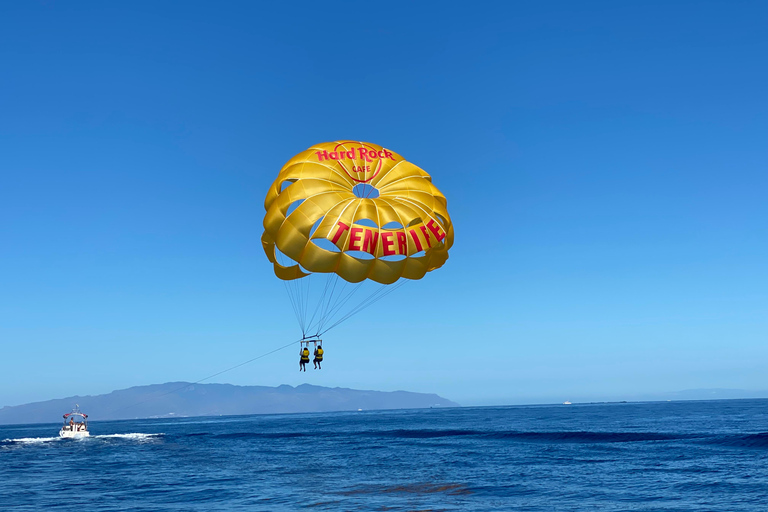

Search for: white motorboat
xmin=59 ymin=405 xmax=90 ymax=438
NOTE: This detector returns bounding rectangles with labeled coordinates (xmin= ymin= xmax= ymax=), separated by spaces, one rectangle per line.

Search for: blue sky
xmin=1 ymin=1 xmax=766 ymax=407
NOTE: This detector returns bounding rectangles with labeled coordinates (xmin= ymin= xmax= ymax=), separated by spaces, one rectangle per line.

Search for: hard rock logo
xmin=314 ymin=142 xmax=395 ymax=183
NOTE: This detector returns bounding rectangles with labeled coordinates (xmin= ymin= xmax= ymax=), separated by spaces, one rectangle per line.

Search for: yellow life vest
xmin=315 ymin=348 xmax=323 ymax=361
xmin=300 ymin=349 xmax=310 ymax=363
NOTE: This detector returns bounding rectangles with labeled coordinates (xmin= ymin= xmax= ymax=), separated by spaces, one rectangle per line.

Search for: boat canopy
xmin=63 ymin=412 xmax=88 ymax=419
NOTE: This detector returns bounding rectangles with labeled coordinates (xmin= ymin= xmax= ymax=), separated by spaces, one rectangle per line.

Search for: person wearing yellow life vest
xmin=313 ymin=344 xmax=323 ymax=370
xmin=299 ymin=346 xmax=310 ymax=372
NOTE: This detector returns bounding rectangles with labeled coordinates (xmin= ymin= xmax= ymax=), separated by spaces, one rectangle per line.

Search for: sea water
xmin=1 ymin=399 xmax=766 ymax=511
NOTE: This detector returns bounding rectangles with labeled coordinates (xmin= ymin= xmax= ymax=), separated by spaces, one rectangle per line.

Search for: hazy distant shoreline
xmin=3 ymin=382 xmax=767 ymax=426
xmin=0 ymin=382 xmax=460 ymax=425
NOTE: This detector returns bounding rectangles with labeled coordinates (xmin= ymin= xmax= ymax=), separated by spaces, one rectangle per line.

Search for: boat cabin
xmin=59 ymin=406 xmax=89 ymax=437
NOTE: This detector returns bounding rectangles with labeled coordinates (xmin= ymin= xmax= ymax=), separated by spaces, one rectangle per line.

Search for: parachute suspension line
xmin=311 ymin=275 xmax=347 ymax=335
xmin=311 ymin=274 xmax=344 ymax=336
xmin=106 ymin=337 xmax=304 ymax=416
xmin=320 ymin=280 xmax=408 ymax=336
xmin=315 ymin=277 xmax=364 ymax=335
xmin=296 ymin=273 xmax=307 ymax=336
xmin=303 ymin=274 xmax=314 ymax=335
xmin=272 ymin=246 xmax=409 ymax=338
xmin=320 ymin=274 xmax=341 ymax=325
xmin=324 ymin=276 xmax=348 ymax=319
xmin=319 ymin=282 xmax=401 ymax=335
xmin=290 ymin=275 xmax=306 ymax=335
xmin=320 ymin=282 xmax=364 ymax=331
xmin=275 ymin=248 xmax=313 ymax=338
xmin=294 ymin=275 xmax=302 ymax=334
xmin=306 ymin=273 xmax=335 ymax=337
xmin=282 ymin=280 xmax=302 ymax=332
xmin=315 ymin=275 xmax=357 ymax=335
xmin=304 ymin=274 xmax=337 ymax=336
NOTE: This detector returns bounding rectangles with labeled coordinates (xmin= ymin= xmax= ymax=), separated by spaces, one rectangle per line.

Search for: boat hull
xmin=59 ymin=429 xmax=89 ymax=438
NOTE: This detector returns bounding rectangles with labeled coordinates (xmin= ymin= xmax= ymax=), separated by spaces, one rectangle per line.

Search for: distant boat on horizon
xmin=563 ymin=401 xmax=572 ymax=405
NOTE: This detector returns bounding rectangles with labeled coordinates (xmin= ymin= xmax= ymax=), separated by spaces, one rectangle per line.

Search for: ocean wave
xmin=194 ymin=429 xmax=695 ymax=443
xmin=213 ymin=432 xmax=308 ymax=439
xmin=369 ymin=429 xmax=768 ymax=447
xmin=487 ymin=431 xmax=688 ymax=443
xmin=339 ymin=482 xmax=471 ymax=496
xmin=376 ymin=429 xmax=479 ymax=439
xmin=376 ymin=429 xmax=690 ymax=443
xmin=706 ymin=433 xmax=768 ymax=449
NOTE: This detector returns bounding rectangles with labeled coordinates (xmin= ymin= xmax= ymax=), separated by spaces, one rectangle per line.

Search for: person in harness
xmin=313 ymin=344 xmax=323 ymax=370
xmin=299 ymin=345 xmax=310 ymax=372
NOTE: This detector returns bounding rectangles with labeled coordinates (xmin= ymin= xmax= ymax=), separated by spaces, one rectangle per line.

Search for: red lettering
xmin=426 ymin=220 xmax=446 ymax=242
xmin=409 ymin=229 xmax=423 ymax=252
xmin=357 ymin=147 xmax=374 ymax=162
xmin=348 ymin=227 xmax=363 ymax=251
xmin=396 ymin=232 xmax=407 ymax=254
xmin=419 ymin=226 xmax=432 ymax=248
xmin=362 ymin=229 xmax=379 ymax=255
xmin=381 ymin=232 xmax=395 ymax=255
xmin=331 ymin=222 xmax=350 ymax=244
xmin=323 ymin=148 xmax=393 ymax=162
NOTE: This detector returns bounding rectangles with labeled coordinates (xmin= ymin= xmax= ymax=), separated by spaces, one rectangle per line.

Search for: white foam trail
xmin=93 ymin=433 xmax=163 ymax=441
xmin=3 ymin=433 xmax=163 ymax=444
xmin=4 ymin=437 xmax=61 ymax=444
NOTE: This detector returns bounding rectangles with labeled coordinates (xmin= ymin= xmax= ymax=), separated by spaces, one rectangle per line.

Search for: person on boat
xmin=299 ymin=346 xmax=310 ymax=372
xmin=313 ymin=344 xmax=323 ymax=370
xmin=69 ymin=417 xmax=75 ymax=430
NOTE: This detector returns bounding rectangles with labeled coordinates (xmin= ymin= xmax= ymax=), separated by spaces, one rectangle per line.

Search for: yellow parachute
xmin=262 ymin=141 xmax=453 ymax=336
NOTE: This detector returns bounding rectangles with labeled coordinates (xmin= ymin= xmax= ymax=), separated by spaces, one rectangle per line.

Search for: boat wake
xmin=2 ymin=433 xmax=163 ymax=446
xmin=92 ymin=433 xmax=163 ymax=441
xmin=2 ymin=436 xmax=61 ymax=444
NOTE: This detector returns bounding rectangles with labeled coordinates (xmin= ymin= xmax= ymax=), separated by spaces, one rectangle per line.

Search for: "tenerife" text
xmin=329 ymin=220 xmax=446 ymax=257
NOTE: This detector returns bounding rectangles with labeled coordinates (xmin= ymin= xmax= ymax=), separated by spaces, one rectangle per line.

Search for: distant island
xmin=0 ymin=382 xmax=460 ymax=425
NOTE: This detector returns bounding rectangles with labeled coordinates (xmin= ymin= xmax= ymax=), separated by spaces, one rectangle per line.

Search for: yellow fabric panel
xmin=262 ymin=141 xmax=453 ymax=284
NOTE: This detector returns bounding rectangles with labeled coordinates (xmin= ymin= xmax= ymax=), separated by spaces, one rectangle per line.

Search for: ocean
xmin=1 ymin=399 xmax=766 ymax=511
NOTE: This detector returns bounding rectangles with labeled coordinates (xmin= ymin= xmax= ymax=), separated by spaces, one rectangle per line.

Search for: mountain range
xmin=0 ymin=382 xmax=459 ymax=425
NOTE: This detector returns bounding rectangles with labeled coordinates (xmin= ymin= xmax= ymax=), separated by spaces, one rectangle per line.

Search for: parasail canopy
xmin=262 ymin=141 xmax=453 ymax=285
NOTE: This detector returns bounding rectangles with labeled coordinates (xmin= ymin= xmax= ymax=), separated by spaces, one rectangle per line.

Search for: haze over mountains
xmin=0 ymin=382 xmax=459 ymax=425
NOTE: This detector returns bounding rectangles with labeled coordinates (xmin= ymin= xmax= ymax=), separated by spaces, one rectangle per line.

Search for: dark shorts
xmin=313 ymin=358 xmax=322 ymax=364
